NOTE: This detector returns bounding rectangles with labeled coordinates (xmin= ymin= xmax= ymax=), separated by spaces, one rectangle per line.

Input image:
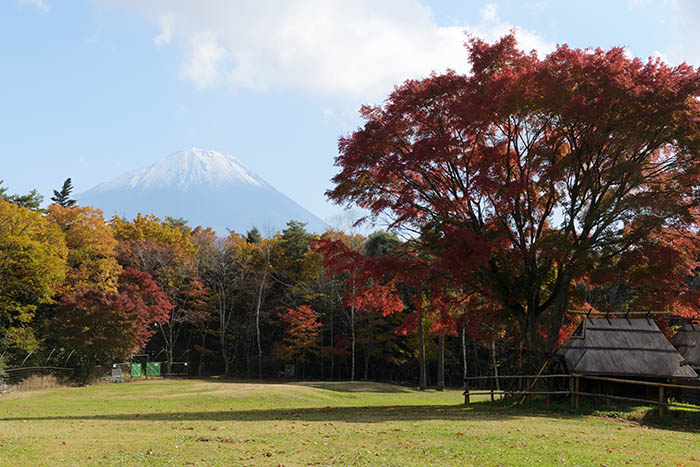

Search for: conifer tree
xmin=51 ymin=178 xmax=76 ymax=207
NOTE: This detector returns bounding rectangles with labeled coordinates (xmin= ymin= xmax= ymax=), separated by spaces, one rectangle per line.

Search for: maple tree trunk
xmin=350 ymin=304 xmax=356 ymax=382
xmin=437 ymin=333 xmax=445 ymax=391
xmin=462 ymin=327 xmax=467 ymax=386
xmin=330 ymin=306 xmax=334 ymax=380
xmin=166 ymin=325 xmax=174 ymax=375
xmin=198 ymin=332 xmax=206 ymax=377
xmin=220 ymin=322 xmax=231 ymax=377
xmin=363 ymin=317 xmax=373 ymax=381
xmin=158 ymin=322 xmax=174 ymax=376
xmin=417 ymin=313 xmax=426 ymax=390
xmin=255 ymin=273 xmax=266 ymax=379
xmin=491 ymin=340 xmax=500 ymax=391
xmin=472 ymin=340 xmax=481 ymax=377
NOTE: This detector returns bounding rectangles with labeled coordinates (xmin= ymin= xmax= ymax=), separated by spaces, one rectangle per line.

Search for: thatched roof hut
xmin=558 ymin=318 xmax=697 ymax=379
xmin=671 ymin=323 xmax=700 ymax=362
xmin=672 ymin=323 xmax=700 ymax=357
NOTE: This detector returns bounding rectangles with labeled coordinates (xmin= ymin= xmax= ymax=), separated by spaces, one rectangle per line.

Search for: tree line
xmin=0 ymin=179 xmax=490 ymax=387
xmin=4 ymin=34 xmax=700 ymax=387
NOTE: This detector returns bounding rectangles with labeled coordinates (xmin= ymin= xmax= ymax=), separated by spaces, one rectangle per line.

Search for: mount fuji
xmin=79 ymin=148 xmax=328 ymax=235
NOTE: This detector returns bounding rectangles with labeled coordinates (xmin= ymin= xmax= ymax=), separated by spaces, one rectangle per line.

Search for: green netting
xmin=130 ymin=363 xmax=143 ymax=377
xmin=146 ymin=362 xmax=160 ymax=377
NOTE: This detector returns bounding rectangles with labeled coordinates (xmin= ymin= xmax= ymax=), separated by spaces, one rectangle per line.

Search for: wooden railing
xmin=463 ymin=373 xmax=700 ymax=417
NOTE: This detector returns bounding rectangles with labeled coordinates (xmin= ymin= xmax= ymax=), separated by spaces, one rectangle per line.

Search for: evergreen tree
xmin=165 ymin=216 xmax=190 ymax=235
xmin=246 ymin=227 xmax=262 ymax=243
xmin=0 ymin=180 xmax=44 ymax=211
xmin=51 ymin=178 xmax=77 ymax=207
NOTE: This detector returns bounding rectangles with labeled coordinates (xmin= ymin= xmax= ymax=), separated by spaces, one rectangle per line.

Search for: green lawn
xmin=0 ymin=379 xmax=698 ymax=466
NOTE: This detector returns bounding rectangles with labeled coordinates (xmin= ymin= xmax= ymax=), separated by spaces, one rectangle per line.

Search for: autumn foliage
xmin=3 ymin=34 xmax=700 ymax=385
xmin=328 ymin=34 xmax=700 ymax=354
xmin=276 ymin=305 xmax=322 ymax=363
xmin=53 ymin=268 xmax=173 ymax=361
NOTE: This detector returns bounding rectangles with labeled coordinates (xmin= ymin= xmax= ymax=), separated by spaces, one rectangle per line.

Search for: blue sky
xmin=1 ymin=0 xmax=698 ymax=227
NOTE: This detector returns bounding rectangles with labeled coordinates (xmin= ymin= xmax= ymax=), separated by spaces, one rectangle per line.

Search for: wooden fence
xmin=463 ymin=373 xmax=700 ymax=417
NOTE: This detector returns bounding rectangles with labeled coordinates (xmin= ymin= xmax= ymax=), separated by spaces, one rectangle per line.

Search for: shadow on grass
xmin=2 ymin=387 xmax=697 ymax=433
xmin=293 ymin=381 xmax=414 ymax=393
xmin=501 ymin=395 xmax=700 ymax=434
xmin=0 ymin=402 xmax=558 ymax=424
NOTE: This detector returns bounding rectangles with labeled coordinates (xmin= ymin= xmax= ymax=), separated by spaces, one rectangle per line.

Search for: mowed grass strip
xmin=0 ymin=379 xmax=698 ymax=466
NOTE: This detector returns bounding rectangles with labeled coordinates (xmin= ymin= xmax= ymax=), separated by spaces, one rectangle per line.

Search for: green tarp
xmin=146 ymin=362 xmax=161 ymax=377
xmin=130 ymin=363 xmax=142 ymax=377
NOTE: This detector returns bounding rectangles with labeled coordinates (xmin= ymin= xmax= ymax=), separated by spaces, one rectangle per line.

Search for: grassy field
xmin=0 ymin=379 xmax=699 ymax=466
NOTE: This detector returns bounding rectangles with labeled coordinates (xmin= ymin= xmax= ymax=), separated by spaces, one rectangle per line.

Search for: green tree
xmin=0 ymin=181 xmax=44 ymax=211
xmin=246 ymin=227 xmax=262 ymax=244
xmin=50 ymin=178 xmax=77 ymax=207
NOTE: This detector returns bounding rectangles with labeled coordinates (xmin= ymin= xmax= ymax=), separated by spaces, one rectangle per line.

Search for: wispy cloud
xmin=154 ymin=13 xmax=174 ymax=47
xmin=19 ymin=0 xmax=50 ymax=12
xmin=107 ymin=0 xmax=553 ymax=101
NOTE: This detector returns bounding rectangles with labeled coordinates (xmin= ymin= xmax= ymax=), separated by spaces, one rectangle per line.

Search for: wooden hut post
xmin=574 ymin=376 xmax=580 ymax=409
xmin=658 ymin=386 xmax=665 ymax=417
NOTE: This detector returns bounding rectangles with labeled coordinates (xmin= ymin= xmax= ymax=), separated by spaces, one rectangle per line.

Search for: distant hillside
xmin=78 ymin=148 xmax=328 ymax=235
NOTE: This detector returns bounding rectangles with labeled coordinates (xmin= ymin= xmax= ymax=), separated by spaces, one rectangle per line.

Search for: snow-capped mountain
xmin=79 ymin=148 xmax=328 ymax=235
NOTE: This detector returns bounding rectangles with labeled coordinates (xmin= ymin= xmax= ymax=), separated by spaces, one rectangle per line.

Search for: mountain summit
xmin=79 ymin=148 xmax=328 ymax=235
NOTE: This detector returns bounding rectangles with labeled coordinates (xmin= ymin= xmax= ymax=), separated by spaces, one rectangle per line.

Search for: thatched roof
xmin=671 ymin=323 xmax=700 ymax=360
xmin=558 ymin=318 xmax=697 ymax=378
xmin=672 ymin=323 xmax=700 ymax=370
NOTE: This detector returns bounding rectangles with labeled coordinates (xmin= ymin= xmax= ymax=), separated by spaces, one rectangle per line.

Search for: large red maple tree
xmin=328 ymin=35 xmax=700 ymax=355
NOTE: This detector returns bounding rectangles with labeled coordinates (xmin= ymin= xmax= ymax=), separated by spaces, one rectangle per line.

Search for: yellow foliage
xmin=47 ymin=205 xmax=121 ymax=293
xmin=110 ymin=213 xmax=195 ymax=255
xmin=0 ymin=199 xmax=67 ymax=349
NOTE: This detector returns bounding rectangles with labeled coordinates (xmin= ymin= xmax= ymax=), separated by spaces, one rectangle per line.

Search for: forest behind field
xmin=0 ymin=184 xmax=485 ymax=386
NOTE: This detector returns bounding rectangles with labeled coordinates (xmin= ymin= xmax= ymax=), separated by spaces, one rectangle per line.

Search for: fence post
xmin=574 ymin=376 xmax=580 ymax=410
xmin=526 ymin=377 xmax=531 ymax=401
xmin=490 ymin=375 xmax=494 ymax=402
xmin=570 ymin=375 xmax=575 ymax=409
xmin=464 ymin=379 xmax=470 ymax=405
xmin=658 ymin=386 xmax=665 ymax=417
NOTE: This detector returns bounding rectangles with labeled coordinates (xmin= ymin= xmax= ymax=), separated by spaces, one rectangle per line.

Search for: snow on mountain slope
xmin=79 ymin=148 xmax=327 ymax=235
xmin=91 ymin=148 xmax=265 ymax=191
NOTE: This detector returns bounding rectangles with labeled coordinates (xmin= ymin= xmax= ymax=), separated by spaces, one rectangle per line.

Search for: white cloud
xmin=154 ymin=13 xmax=174 ymax=47
xmin=623 ymin=46 xmax=635 ymax=60
xmin=19 ymin=0 xmax=50 ymax=12
xmin=653 ymin=0 xmax=700 ymax=66
xmin=180 ymin=33 xmax=229 ymax=88
xmin=652 ymin=50 xmax=669 ymax=63
xmin=107 ymin=0 xmax=553 ymax=100
xmin=481 ymin=3 xmax=499 ymax=22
